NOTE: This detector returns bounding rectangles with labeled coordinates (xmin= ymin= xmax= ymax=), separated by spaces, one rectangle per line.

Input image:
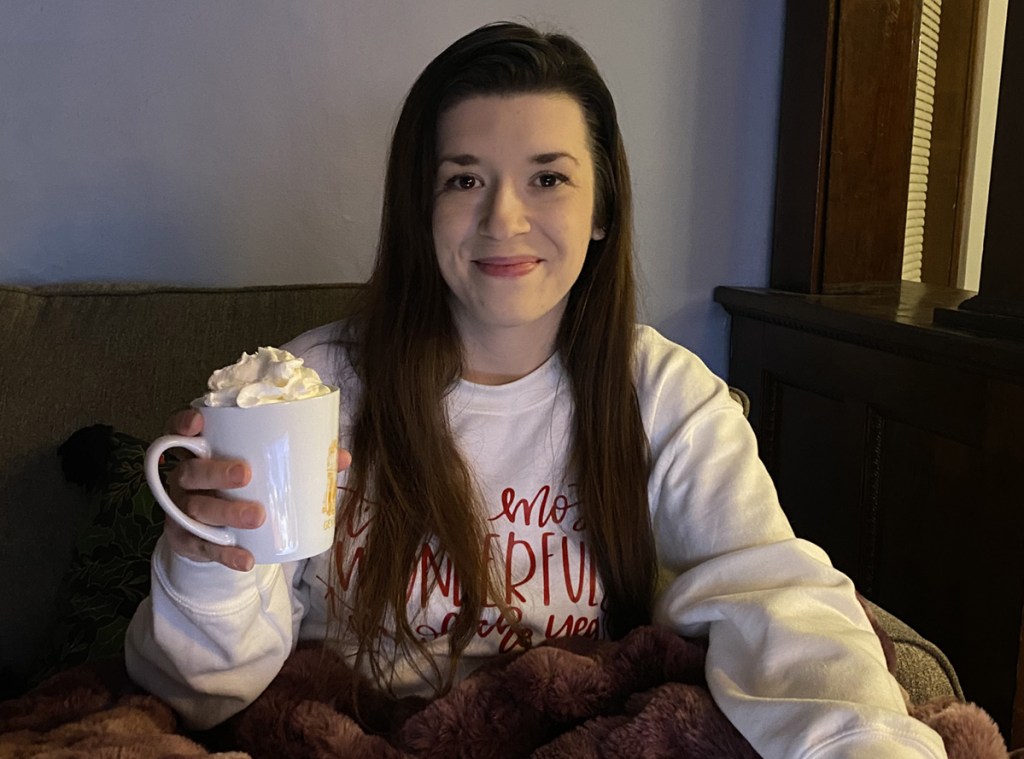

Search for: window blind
xmin=903 ymin=0 xmax=942 ymax=282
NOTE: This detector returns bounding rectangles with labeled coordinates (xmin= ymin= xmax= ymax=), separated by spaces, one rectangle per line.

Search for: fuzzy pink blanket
xmin=0 ymin=626 xmax=1009 ymax=759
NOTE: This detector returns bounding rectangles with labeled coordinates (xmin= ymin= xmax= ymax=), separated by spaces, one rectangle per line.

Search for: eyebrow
xmin=437 ymin=151 xmax=581 ymax=167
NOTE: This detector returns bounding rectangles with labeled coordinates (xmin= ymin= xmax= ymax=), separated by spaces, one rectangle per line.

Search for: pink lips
xmin=473 ymin=257 xmax=541 ymax=278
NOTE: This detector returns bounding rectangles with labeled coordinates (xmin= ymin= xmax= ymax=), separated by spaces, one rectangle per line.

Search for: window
xmin=771 ymin=0 xmax=985 ymax=293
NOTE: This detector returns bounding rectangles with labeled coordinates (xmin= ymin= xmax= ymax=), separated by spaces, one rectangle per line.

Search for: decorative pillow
xmin=31 ymin=425 xmax=169 ymax=685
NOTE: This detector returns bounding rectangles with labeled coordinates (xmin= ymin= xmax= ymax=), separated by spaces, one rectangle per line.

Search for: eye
xmin=532 ymin=172 xmax=569 ymax=189
xmin=442 ymin=174 xmax=481 ymax=191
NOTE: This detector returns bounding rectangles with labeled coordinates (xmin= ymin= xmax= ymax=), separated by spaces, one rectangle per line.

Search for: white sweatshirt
xmin=125 ymin=323 xmax=947 ymax=759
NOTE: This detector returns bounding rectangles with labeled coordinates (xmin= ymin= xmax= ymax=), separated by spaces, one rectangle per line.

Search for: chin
xmin=456 ymin=293 xmax=567 ymax=334
xmin=486 ymin=303 xmax=561 ymax=327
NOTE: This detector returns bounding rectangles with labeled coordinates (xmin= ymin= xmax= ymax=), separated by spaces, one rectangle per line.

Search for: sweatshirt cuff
xmin=152 ymin=534 xmax=281 ymax=614
xmin=802 ymin=725 xmax=947 ymax=759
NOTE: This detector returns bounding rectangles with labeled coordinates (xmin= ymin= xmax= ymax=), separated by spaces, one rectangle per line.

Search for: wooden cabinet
xmin=715 ymin=281 xmax=1024 ymax=744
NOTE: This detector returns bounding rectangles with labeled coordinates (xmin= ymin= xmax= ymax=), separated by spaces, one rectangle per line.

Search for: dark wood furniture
xmin=724 ymin=0 xmax=1024 ymax=744
xmin=771 ymin=0 xmax=979 ymax=293
xmin=715 ymin=282 xmax=1024 ymax=744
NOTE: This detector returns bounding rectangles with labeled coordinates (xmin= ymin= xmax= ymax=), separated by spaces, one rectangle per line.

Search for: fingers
xmin=180 ymin=491 xmax=265 ymax=530
xmin=337 ymin=448 xmax=353 ymax=472
xmin=161 ymin=433 xmax=262 ymax=571
xmin=172 ymin=456 xmax=251 ymax=493
xmin=162 ymin=495 xmax=265 ymax=571
xmin=166 ymin=408 xmax=203 ymax=436
xmin=163 ymin=516 xmax=257 ymax=572
xmin=158 ymin=409 xmax=348 ymax=573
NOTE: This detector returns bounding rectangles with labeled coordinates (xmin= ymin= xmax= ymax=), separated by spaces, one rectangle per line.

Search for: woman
xmin=125 ymin=22 xmax=947 ymax=758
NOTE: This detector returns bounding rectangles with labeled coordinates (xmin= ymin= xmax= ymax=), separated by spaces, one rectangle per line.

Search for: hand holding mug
xmin=146 ymin=348 xmax=346 ymax=570
xmin=160 ymin=409 xmax=265 ymax=571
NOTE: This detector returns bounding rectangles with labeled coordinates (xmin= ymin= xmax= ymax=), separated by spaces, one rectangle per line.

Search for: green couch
xmin=0 ymin=282 xmax=962 ymax=707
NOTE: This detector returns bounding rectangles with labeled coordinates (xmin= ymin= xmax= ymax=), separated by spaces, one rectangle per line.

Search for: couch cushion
xmin=0 ymin=282 xmax=362 ymax=692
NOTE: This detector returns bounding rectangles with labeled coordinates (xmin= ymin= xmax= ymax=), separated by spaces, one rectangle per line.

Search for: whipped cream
xmin=204 ymin=347 xmax=331 ymax=408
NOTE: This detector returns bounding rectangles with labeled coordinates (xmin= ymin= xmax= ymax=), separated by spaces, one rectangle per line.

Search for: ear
xmin=591 ymin=226 xmax=606 ymax=241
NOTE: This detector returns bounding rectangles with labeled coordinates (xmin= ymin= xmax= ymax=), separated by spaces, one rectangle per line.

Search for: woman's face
xmin=432 ymin=93 xmax=605 ymax=347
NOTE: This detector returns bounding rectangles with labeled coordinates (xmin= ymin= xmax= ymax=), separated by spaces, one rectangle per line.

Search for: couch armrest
xmin=863 ymin=598 xmax=964 ymax=705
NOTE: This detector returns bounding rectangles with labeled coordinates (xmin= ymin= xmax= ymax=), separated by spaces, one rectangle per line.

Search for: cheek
xmin=433 ymin=202 xmax=475 ymax=249
xmin=431 ymin=214 xmax=465 ymax=285
xmin=559 ymin=199 xmax=600 ymax=254
xmin=431 ymin=207 xmax=449 ymax=246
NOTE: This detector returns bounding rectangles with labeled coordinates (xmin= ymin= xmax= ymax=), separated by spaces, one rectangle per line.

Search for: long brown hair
xmin=337 ymin=21 xmax=657 ymax=692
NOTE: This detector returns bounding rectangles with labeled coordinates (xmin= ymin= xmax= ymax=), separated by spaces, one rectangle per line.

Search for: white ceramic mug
xmin=145 ymin=388 xmax=340 ymax=564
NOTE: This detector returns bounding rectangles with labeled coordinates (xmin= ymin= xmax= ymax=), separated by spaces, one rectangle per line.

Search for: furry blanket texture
xmin=0 ymin=624 xmax=1009 ymax=759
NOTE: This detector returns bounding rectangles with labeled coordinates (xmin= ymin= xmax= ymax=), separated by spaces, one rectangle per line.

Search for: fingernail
xmin=233 ymin=555 xmax=254 ymax=572
xmin=228 ymin=464 xmax=247 ymax=486
xmin=241 ymin=505 xmax=263 ymax=528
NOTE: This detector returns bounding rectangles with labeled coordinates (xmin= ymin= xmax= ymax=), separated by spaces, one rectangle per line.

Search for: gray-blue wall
xmin=0 ymin=0 xmax=784 ymax=376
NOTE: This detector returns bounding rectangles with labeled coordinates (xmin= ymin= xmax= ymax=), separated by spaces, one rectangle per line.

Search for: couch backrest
xmin=0 ymin=282 xmax=363 ymax=684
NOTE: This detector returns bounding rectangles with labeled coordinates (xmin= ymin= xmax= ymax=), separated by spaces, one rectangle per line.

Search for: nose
xmin=479 ymin=181 xmax=530 ymax=240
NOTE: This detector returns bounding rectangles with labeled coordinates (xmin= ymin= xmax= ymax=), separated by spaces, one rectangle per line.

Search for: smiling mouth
xmin=473 ymin=257 xmax=542 ymax=278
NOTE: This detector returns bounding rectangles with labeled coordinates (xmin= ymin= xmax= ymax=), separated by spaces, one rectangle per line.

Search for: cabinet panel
xmin=763 ymin=379 xmax=865 ymax=580
xmin=717 ymin=284 xmax=1024 ymax=743
xmin=874 ymin=417 xmax=1024 ymax=733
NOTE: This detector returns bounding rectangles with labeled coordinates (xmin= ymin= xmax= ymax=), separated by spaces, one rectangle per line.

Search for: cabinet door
xmin=728 ymin=314 xmax=1024 ymax=740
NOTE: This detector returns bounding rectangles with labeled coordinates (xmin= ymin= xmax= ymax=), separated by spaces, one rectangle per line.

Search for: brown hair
xmin=337 ymin=21 xmax=657 ymax=692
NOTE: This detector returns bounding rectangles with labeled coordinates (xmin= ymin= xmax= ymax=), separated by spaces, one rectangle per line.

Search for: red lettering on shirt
xmin=417 ymin=611 xmax=459 ymax=642
xmin=545 ymin=614 xmax=600 ymax=639
xmin=477 ymin=607 xmax=532 ymax=653
xmin=540 ymin=532 xmax=557 ymax=605
xmin=332 ymin=482 xmax=605 ymax=653
xmin=490 ymin=485 xmax=583 ymax=531
xmin=335 ymin=544 xmax=364 ymax=592
xmin=504 ymin=532 xmax=536 ymax=604
xmin=342 ymin=500 xmax=373 ymax=539
xmin=562 ymin=537 xmax=587 ymax=603
xmin=419 ymin=543 xmax=461 ymax=606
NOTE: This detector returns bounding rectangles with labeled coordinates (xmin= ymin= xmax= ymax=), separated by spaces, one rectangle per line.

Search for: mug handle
xmin=144 ymin=435 xmax=237 ymax=547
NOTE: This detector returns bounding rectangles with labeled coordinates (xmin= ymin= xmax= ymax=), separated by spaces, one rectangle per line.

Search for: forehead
xmin=436 ymin=93 xmax=592 ymax=157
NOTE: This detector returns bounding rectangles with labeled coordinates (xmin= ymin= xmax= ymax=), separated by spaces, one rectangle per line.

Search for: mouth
xmin=473 ymin=257 xmax=542 ymax=278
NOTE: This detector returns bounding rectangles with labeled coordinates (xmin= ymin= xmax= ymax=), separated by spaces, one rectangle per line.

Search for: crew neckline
xmin=448 ymin=351 xmax=564 ymax=415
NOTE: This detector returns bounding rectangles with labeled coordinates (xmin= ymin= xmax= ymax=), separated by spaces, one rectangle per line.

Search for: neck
xmin=457 ymin=316 xmax=562 ymax=386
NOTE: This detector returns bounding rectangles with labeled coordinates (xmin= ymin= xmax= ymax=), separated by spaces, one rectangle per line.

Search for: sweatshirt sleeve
xmin=639 ymin=328 xmax=948 ymax=759
xmin=124 ymin=536 xmax=310 ymax=729
xmin=124 ymin=322 xmax=348 ymax=729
